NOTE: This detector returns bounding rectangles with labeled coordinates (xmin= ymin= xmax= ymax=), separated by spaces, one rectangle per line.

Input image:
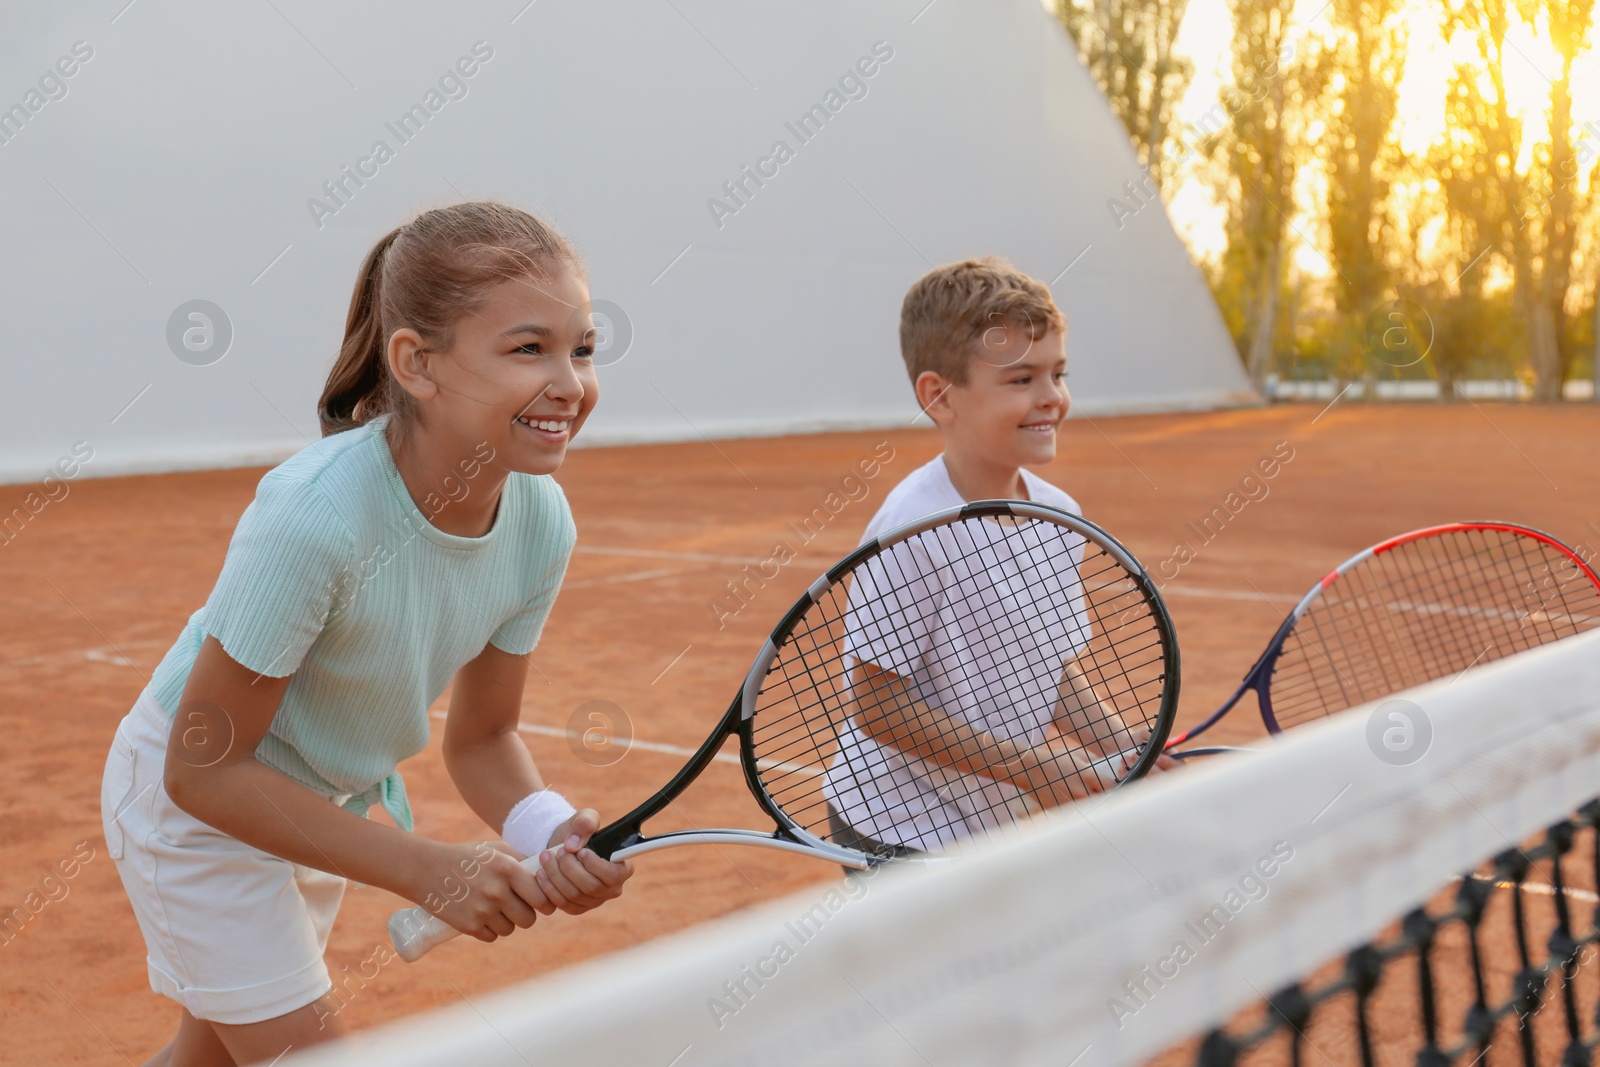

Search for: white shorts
xmin=100 ymin=687 xmax=349 ymax=1025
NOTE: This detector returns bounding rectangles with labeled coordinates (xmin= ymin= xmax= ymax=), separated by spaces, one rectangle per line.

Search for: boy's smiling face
xmin=918 ymin=324 xmax=1070 ymax=477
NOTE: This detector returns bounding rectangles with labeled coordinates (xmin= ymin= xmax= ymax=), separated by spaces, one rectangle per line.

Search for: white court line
xmin=572 ymin=555 xmax=1308 ymax=607
xmin=5 ymin=572 xmax=1586 ymax=673
xmin=428 ymin=709 xmax=735 ymax=764
xmin=573 ymin=560 xmax=1598 ymax=626
xmin=1139 ymin=583 xmax=1598 ymax=623
xmin=1465 ymin=873 xmax=1600 ymax=904
xmin=564 ymin=567 xmax=692 ymax=590
xmin=0 ymin=639 xmax=170 ymax=670
xmin=564 ymin=545 xmax=835 ymax=590
xmin=0 ymin=583 xmax=1302 ymax=672
xmin=1160 ymin=584 xmax=1300 ymax=606
xmin=575 ymin=546 xmax=772 ymax=565
xmin=1379 ymin=597 xmax=1598 ymax=627
xmin=425 ymin=710 xmax=819 ymax=778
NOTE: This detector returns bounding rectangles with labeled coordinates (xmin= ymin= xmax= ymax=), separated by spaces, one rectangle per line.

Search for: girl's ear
xmin=913 ymin=370 xmax=956 ymax=423
xmin=387 ymin=328 xmax=438 ymax=402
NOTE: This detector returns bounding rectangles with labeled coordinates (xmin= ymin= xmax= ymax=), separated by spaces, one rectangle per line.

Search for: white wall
xmin=0 ymin=0 xmax=1254 ymax=485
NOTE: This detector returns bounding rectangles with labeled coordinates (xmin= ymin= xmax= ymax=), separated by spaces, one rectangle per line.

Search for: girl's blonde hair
xmin=318 ymin=201 xmax=586 ymax=436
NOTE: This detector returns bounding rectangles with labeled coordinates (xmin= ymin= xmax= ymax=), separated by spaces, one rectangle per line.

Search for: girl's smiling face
xmin=388 ymin=267 xmax=598 ymax=477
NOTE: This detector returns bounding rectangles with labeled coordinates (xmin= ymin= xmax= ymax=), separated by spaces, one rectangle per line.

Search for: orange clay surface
xmin=2 ymin=402 xmax=1599 ymax=1064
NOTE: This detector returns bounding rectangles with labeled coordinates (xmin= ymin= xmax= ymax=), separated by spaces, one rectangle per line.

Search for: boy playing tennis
xmin=822 ymin=257 xmax=1173 ymax=857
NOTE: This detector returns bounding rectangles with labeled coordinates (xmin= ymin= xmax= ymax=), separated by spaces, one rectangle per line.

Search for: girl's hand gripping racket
xmin=390 ymin=500 xmax=1179 ymax=960
xmin=1167 ymin=521 xmax=1600 ymax=755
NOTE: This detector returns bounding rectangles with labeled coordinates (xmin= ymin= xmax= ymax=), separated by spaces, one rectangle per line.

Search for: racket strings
xmin=1274 ymin=532 xmax=1513 ymax=710
xmin=745 ymin=514 xmax=1171 ymax=853
xmin=1274 ymin=534 xmax=1514 ymax=722
xmin=1274 ymin=538 xmax=1498 ymax=719
xmin=754 ymin=524 xmax=1114 ymax=784
xmin=752 ymin=523 xmax=1069 ymax=760
xmin=1401 ymin=534 xmax=1515 ymax=674
xmin=755 ymin=524 xmax=1068 ymax=831
xmin=1304 ymin=535 xmax=1487 ymax=703
xmin=756 ymin=545 xmax=1031 ymax=837
xmin=1269 ymin=528 xmax=1600 ymax=729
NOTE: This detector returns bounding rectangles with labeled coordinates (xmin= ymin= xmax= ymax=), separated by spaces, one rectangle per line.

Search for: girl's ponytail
xmin=318 ymin=226 xmax=403 ymax=436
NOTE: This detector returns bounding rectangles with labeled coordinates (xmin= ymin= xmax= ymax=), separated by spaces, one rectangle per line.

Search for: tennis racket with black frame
xmin=390 ymin=500 xmax=1180 ymax=960
xmin=1167 ymin=521 xmax=1600 ymax=755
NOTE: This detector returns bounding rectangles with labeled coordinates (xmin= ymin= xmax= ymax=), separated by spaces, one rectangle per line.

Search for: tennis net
xmin=288 ymin=628 xmax=1600 ymax=1067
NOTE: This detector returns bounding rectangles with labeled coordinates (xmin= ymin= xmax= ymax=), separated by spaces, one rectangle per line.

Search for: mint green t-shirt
xmin=147 ymin=414 xmax=575 ymax=831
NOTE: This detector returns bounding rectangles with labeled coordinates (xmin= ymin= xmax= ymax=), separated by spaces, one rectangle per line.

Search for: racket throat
xmin=587 ymin=694 xmax=746 ymax=861
xmin=1169 ymin=675 xmax=1261 ymax=748
xmin=610 ymin=828 xmax=873 ymax=869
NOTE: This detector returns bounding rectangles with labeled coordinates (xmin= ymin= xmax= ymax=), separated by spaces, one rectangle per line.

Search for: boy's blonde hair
xmin=898 ymin=257 xmax=1066 ymax=385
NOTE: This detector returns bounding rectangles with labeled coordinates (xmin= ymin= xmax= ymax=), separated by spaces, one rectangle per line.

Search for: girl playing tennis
xmin=99 ymin=201 xmax=632 ymax=1066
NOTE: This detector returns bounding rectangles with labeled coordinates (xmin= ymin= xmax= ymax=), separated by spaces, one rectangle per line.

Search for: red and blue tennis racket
xmin=1168 ymin=521 xmax=1600 ymax=754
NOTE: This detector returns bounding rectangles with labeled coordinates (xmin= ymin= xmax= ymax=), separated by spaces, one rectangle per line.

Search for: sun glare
xmin=1145 ymin=0 xmax=1600 ymax=279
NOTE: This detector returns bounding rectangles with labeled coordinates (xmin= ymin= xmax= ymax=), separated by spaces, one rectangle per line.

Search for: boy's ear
xmin=913 ymin=370 xmax=956 ymax=422
xmin=388 ymin=328 xmax=439 ymax=402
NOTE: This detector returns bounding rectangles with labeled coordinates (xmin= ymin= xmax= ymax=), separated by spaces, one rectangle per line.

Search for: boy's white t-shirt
xmin=820 ymin=454 xmax=1086 ymax=852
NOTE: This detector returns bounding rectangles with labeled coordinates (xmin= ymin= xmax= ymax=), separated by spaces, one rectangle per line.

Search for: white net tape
xmin=288 ymin=629 xmax=1600 ymax=1067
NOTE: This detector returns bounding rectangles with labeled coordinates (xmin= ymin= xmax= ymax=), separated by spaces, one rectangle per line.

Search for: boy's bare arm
xmin=1054 ymin=661 xmax=1177 ymax=772
xmin=849 ymin=661 xmax=1111 ymax=807
xmin=1053 ymin=661 xmax=1139 ymax=756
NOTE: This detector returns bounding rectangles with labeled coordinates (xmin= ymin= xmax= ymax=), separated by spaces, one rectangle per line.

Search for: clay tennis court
xmin=4 ymin=401 xmax=1597 ymax=1064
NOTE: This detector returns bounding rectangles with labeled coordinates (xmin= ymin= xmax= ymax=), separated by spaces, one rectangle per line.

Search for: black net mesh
xmin=1268 ymin=528 xmax=1600 ymax=731
xmin=745 ymin=511 xmax=1175 ymax=856
xmin=1153 ymin=802 xmax=1600 ymax=1067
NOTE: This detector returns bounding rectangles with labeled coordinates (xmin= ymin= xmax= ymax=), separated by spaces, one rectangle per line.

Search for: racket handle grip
xmin=387 ymin=854 xmax=545 ymax=963
xmin=388 ymin=905 xmax=459 ymax=963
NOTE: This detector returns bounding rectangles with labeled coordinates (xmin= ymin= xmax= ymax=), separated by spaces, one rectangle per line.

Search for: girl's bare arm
xmin=164 ymin=636 xmax=546 ymax=939
xmin=442 ymin=641 xmax=631 ymax=912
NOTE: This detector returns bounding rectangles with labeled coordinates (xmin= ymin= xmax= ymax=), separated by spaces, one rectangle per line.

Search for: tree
xmin=1323 ymin=0 xmax=1407 ymax=324
xmin=1209 ymin=0 xmax=1324 ymax=388
xmin=1056 ymin=0 xmax=1195 ymax=190
xmin=1591 ymin=287 xmax=1600 ymax=400
xmin=1436 ymin=0 xmax=1596 ymax=400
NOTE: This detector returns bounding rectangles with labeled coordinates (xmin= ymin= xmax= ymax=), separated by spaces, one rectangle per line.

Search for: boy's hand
xmin=1020 ymin=729 xmax=1176 ymax=809
xmin=1083 ymin=727 xmax=1178 ymax=784
xmin=533 ymin=809 xmax=634 ymax=915
xmin=1019 ymin=747 xmax=1108 ymax=808
xmin=1147 ymin=750 xmax=1179 ymax=774
xmin=1124 ymin=725 xmax=1179 ymax=774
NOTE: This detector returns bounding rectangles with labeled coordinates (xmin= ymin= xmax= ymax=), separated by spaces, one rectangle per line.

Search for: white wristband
xmin=502 ymin=789 xmax=577 ymax=858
